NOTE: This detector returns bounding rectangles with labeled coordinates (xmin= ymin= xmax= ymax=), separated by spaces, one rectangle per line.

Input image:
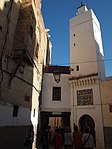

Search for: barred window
xmin=29 ymin=25 xmax=33 ymax=38
xmin=52 ymin=87 xmax=61 ymax=101
xmin=76 ymin=65 xmax=79 ymax=71
xmin=13 ymin=105 xmax=19 ymax=117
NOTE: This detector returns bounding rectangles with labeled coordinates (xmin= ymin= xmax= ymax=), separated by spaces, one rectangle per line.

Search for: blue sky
xmin=42 ymin=0 xmax=112 ymax=77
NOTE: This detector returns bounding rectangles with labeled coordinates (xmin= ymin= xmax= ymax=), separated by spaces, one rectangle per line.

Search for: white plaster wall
xmin=92 ymin=10 xmax=104 ymax=56
xmin=31 ymin=86 xmax=39 ymax=126
xmin=70 ymin=83 xmax=101 ymax=123
xmin=70 ymin=9 xmax=105 ymax=79
xmin=70 ymin=78 xmax=102 ymax=106
xmin=70 ymin=10 xmax=98 ymax=76
xmin=41 ymin=73 xmax=70 ymax=112
xmin=76 ymin=106 xmax=104 ymax=148
xmin=70 ymin=79 xmax=105 ymax=148
xmin=92 ymin=10 xmax=105 ymax=79
xmin=0 ymin=104 xmax=31 ymax=126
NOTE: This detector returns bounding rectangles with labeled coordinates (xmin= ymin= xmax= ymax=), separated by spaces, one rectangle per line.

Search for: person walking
xmin=42 ymin=125 xmax=51 ymax=149
xmin=64 ymin=127 xmax=73 ymax=149
xmin=81 ymin=128 xmax=95 ymax=149
xmin=53 ymin=127 xmax=63 ymax=149
xmin=24 ymin=125 xmax=34 ymax=149
xmin=73 ymin=125 xmax=82 ymax=149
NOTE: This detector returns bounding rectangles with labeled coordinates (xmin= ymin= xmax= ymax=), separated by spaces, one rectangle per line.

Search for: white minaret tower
xmin=70 ymin=3 xmax=105 ymax=79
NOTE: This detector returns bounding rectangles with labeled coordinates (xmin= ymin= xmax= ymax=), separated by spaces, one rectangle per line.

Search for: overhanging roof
xmin=44 ymin=65 xmax=70 ymax=74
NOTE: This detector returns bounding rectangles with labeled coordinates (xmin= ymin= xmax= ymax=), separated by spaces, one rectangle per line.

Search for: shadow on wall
xmin=0 ymin=125 xmax=34 ymax=149
xmin=0 ymin=0 xmax=38 ymax=149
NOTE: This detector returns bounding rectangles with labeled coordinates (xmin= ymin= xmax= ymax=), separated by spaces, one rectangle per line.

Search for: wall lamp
xmin=53 ymin=70 xmax=61 ymax=83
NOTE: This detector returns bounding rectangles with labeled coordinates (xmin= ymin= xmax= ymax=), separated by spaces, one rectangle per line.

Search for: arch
xmin=79 ymin=114 xmax=96 ymax=146
xmin=79 ymin=114 xmax=95 ymax=131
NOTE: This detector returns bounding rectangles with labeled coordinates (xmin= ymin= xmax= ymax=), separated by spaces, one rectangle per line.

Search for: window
xmin=29 ymin=25 xmax=33 ymax=38
xmin=73 ymin=34 xmax=75 ymax=36
xmin=33 ymin=109 xmax=35 ymax=117
xmin=76 ymin=65 xmax=79 ymax=71
xmin=52 ymin=87 xmax=61 ymax=101
xmin=109 ymin=104 xmax=112 ymax=112
xmin=13 ymin=105 xmax=19 ymax=117
xmin=24 ymin=95 xmax=30 ymax=101
xmin=35 ymin=43 xmax=39 ymax=58
xmin=0 ymin=25 xmax=2 ymax=31
xmin=74 ymin=43 xmax=76 ymax=46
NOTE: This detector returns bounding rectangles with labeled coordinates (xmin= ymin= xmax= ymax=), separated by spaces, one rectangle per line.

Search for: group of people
xmin=73 ymin=124 xmax=95 ymax=149
xmin=42 ymin=124 xmax=95 ymax=149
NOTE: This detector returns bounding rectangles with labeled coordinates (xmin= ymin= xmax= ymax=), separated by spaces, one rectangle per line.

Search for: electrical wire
xmin=0 ymin=98 xmax=111 ymax=108
xmin=53 ymin=58 xmax=112 ymax=66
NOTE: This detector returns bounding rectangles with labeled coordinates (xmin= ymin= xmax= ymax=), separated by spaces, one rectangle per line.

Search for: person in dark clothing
xmin=73 ymin=125 xmax=82 ymax=149
xmin=24 ymin=125 xmax=34 ymax=149
xmin=53 ymin=128 xmax=63 ymax=149
xmin=42 ymin=125 xmax=51 ymax=149
xmin=64 ymin=127 xmax=73 ymax=149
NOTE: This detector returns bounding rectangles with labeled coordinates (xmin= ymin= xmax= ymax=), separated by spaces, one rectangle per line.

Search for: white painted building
xmin=40 ymin=65 xmax=71 ymax=132
xmin=40 ymin=3 xmax=112 ymax=149
xmin=69 ymin=3 xmax=105 ymax=148
xmin=70 ymin=4 xmax=105 ymax=80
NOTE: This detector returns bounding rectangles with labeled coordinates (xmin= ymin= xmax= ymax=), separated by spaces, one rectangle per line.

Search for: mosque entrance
xmin=79 ymin=114 xmax=96 ymax=146
xmin=38 ymin=111 xmax=71 ymax=145
xmin=40 ymin=111 xmax=71 ymax=130
xmin=39 ymin=111 xmax=70 ymax=142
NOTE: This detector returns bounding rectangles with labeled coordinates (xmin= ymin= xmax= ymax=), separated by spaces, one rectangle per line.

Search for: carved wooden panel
xmin=77 ymin=89 xmax=93 ymax=105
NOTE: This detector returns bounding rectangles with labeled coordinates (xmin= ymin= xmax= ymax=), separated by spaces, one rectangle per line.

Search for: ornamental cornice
xmin=69 ymin=75 xmax=99 ymax=87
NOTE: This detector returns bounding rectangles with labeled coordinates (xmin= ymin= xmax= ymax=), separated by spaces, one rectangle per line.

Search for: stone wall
xmin=0 ymin=0 xmax=52 ymax=148
xmin=101 ymin=78 xmax=112 ymax=148
xmin=101 ymin=78 xmax=112 ymax=127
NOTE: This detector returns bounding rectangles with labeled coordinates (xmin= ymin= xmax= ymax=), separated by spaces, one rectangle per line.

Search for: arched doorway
xmin=79 ymin=114 xmax=96 ymax=146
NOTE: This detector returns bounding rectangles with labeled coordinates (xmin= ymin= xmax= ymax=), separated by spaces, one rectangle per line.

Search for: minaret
xmin=70 ymin=3 xmax=105 ymax=79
